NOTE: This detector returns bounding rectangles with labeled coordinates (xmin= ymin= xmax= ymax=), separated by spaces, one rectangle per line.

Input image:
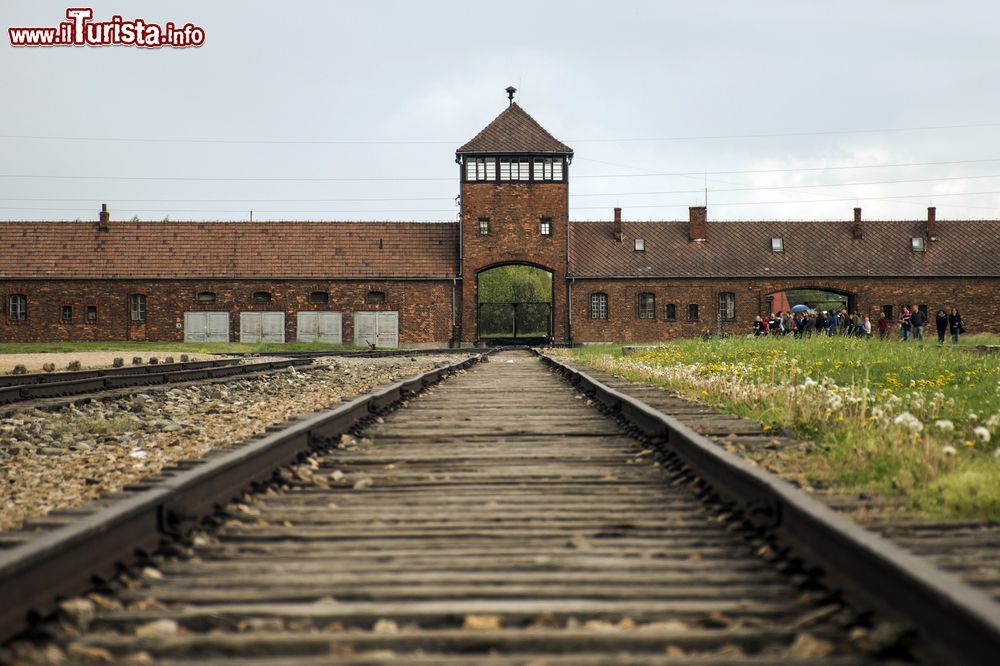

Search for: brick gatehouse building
xmin=2 ymin=97 xmax=999 ymax=346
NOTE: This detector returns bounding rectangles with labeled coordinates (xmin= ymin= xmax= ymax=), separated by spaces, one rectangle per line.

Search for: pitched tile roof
xmin=457 ymin=103 xmax=573 ymax=156
xmin=570 ymin=219 xmax=1000 ymax=278
xmin=0 ymin=221 xmax=457 ymax=279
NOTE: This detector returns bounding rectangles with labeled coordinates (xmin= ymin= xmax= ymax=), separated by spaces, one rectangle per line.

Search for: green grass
xmin=0 ymin=341 xmax=362 ymax=354
xmin=567 ymin=336 xmax=1000 ymax=520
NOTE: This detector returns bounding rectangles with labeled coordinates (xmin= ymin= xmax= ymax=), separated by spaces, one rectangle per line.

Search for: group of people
xmin=752 ymin=305 xmax=965 ymax=343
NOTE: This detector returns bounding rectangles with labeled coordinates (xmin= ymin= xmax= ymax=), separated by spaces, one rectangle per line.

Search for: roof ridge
xmin=457 ymin=102 xmax=573 ymax=155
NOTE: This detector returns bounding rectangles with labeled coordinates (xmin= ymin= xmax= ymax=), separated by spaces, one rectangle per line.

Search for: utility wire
xmin=4 ymin=157 xmax=1000 ymax=183
xmin=1 ymin=121 xmax=998 ymax=145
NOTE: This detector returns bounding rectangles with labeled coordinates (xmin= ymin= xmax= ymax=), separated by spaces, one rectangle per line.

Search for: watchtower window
xmin=465 ymin=157 xmax=495 ymax=182
xmin=499 ymin=158 xmax=530 ymax=181
xmin=478 ymin=218 xmax=489 ymax=236
xmin=540 ymin=218 xmax=552 ymax=236
xmin=534 ymin=158 xmax=565 ymax=182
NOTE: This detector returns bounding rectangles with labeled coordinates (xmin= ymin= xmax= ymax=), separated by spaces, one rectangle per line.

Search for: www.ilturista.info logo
xmin=8 ymin=8 xmax=205 ymax=48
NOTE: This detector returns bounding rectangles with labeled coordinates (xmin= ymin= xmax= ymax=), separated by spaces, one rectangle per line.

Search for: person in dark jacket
xmin=877 ymin=312 xmax=889 ymax=339
xmin=935 ymin=309 xmax=949 ymax=344
xmin=949 ymin=308 xmax=964 ymax=344
xmin=911 ymin=305 xmax=926 ymax=341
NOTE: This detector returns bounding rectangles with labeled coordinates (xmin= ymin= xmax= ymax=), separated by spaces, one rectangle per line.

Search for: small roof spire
xmin=505 ymin=86 xmax=517 ymax=105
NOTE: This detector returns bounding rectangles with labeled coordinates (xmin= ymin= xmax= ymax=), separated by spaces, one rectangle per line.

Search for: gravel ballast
xmin=0 ymin=354 xmax=468 ymax=532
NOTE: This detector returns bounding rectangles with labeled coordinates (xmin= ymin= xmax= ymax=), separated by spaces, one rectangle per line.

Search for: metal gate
xmin=478 ymin=302 xmax=552 ymax=342
xmin=354 ymin=311 xmax=399 ymax=348
xmin=183 ymin=312 xmax=230 ymax=343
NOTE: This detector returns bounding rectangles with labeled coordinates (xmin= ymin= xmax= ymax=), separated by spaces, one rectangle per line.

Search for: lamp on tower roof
xmin=505 ymin=86 xmax=516 ymax=105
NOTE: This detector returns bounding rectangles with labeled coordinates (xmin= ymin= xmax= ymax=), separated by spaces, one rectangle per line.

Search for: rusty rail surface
xmin=538 ymin=351 xmax=1000 ymax=666
xmin=0 ymin=353 xmax=488 ymax=641
xmin=0 ymin=358 xmax=313 ymax=406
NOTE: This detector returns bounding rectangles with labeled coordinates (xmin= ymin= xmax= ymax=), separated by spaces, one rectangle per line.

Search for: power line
xmin=1 ymin=121 xmax=999 ymax=145
xmin=2 ymin=189 xmax=1000 ymax=215
xmin=4 ymin=157 xmax=1000 ymax=183
xmin=5 ymin=171 xmax=1000 ymax=205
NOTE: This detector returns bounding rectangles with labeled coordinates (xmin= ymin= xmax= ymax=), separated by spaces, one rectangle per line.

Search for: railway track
xmin=0 ymin=358 xmax=313 ymax=409
xmin=551 ymin=355 xmax=1000 ymax=605
xmin=1 ymin=350 xmax=999 ymax=664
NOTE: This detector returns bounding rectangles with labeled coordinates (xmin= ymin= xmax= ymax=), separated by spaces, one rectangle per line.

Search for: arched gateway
xmin=476 ymin=263 xmax=554 ymax=344
xmin=455 ymin=92 xmax=573 ymax=345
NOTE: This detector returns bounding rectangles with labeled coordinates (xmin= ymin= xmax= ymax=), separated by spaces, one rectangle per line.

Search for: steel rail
xmin=0 ymin=358 xmax=313 ymax=406
xmin=538 ymin=351 xmax=1000 ymax=666
xmin=0 ymin=352 xmax=488 ymax=641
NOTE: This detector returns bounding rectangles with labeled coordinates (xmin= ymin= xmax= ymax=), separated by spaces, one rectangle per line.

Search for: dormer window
xmin=911 ymin=236 xmax=926 ymax=252
xmin=634 ymin=238 xmax=645 ymax=252
xmin=771 ymin=237 xmax=784 ymax=252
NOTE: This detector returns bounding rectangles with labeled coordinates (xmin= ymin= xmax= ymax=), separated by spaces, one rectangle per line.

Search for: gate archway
xmin=766 ymin=287 xmax=856 ymax=314
xmin=477 ymin=263 xmax=553 ymax=344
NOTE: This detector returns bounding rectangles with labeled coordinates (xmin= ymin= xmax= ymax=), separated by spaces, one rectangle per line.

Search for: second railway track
xmin=3 ymin=349 xmax=1000 ymax=664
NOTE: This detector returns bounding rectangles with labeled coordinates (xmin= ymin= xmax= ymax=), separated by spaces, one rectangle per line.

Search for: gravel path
xmin=0 ymin=352 xmax=224 ymax=374
xmin=0 ymin=355 xmax=468 ymax=532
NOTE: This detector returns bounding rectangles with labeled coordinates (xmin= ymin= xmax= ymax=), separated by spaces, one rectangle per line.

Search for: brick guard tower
xmin=455 ymin=89 xmax=573 ymax=344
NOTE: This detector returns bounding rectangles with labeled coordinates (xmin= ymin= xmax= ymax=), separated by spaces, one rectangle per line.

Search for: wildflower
xmin=986 ymin=414 xmax=1000 ymax=430
xmin=934 ymin=419 xmax=955 ymax=432
xmin=968 ymin=412 xmax=979 ymax=422
xmin=973 ymin=426 xmax=991 ymax=443
xmin=893 ymin=411 xmax=923 ymax=433
xmin=942 ymin=445 xmax=957 ymax=456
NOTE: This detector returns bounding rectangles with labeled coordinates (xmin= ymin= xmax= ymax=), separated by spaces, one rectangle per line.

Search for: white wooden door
xmin=241 ymin=312 xmax=285 ymax=343
xmin=354 ymin=311 xmax=398 ymax=348
xmin=184 ymin=312 xmax=229 ymax=343
xmin=298 ymin=311 xmax=343 ymax=343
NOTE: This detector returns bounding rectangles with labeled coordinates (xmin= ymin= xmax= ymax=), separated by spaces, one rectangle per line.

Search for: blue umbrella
xmin=791 ymin=304 xmax=810 ymax=313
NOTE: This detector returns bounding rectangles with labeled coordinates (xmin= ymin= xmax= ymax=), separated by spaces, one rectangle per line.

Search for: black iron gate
xmin=478 ymin=302 xmax=552 ymax=342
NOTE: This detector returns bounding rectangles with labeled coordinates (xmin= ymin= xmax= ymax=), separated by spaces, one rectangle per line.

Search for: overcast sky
xmin=3 ymin=1 xmax=1000 ymax=222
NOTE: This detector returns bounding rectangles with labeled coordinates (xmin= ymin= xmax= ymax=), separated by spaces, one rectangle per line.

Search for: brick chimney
xmin=98 ymin=203 xmax=110 ymax=231
xmin=852 ymin=207 xmax=863 ymax=239
xmin=613 ymin=207 xmax=623 ymax=242
xmin=927 ymin=206 xmax=937 ymax=240
xmin=688 ymin=206 xmax=707 ymax=242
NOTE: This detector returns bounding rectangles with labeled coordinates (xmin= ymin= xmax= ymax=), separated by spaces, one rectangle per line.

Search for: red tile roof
xmin=570 ymin=219 xmax=1000 ymax=278
xmin=457 ymin=103 xmax=573 ymax=156
xmin=0 ymin=221 xmax=457 ymax=279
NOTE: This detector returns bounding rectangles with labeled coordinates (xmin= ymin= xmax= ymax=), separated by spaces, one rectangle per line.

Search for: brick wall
xmin=459 ymin=181 xmax=569 ymax=343
xmin=570 ymin=276 xmax=999 ymax=342
xmin=0 ymin=279 xmax=454 ymax=345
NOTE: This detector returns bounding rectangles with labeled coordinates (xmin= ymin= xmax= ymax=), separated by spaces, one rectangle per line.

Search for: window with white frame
xmin=8 ymin=294 xmax=26 ymax=321
xmin=129 ymin=294 xmax=147 ymax=322
xmin=499 ymin=158 xmax=530 ymax=181
xmin=465 ymin=157 xmax=496 ymax=182
xmin=638 ymin=293 xmax=655 ymax=319
xmin=718 ymin=292 xmax=735 ymax=320
xmin=540 ymin=218 xmax=552 ymax=236
xmin=590 ymin=293 xmax=608 ymax=319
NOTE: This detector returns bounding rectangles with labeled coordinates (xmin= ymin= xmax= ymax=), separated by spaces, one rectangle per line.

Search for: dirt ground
xmin=0 ymin=351 xmax=226 ymax=374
